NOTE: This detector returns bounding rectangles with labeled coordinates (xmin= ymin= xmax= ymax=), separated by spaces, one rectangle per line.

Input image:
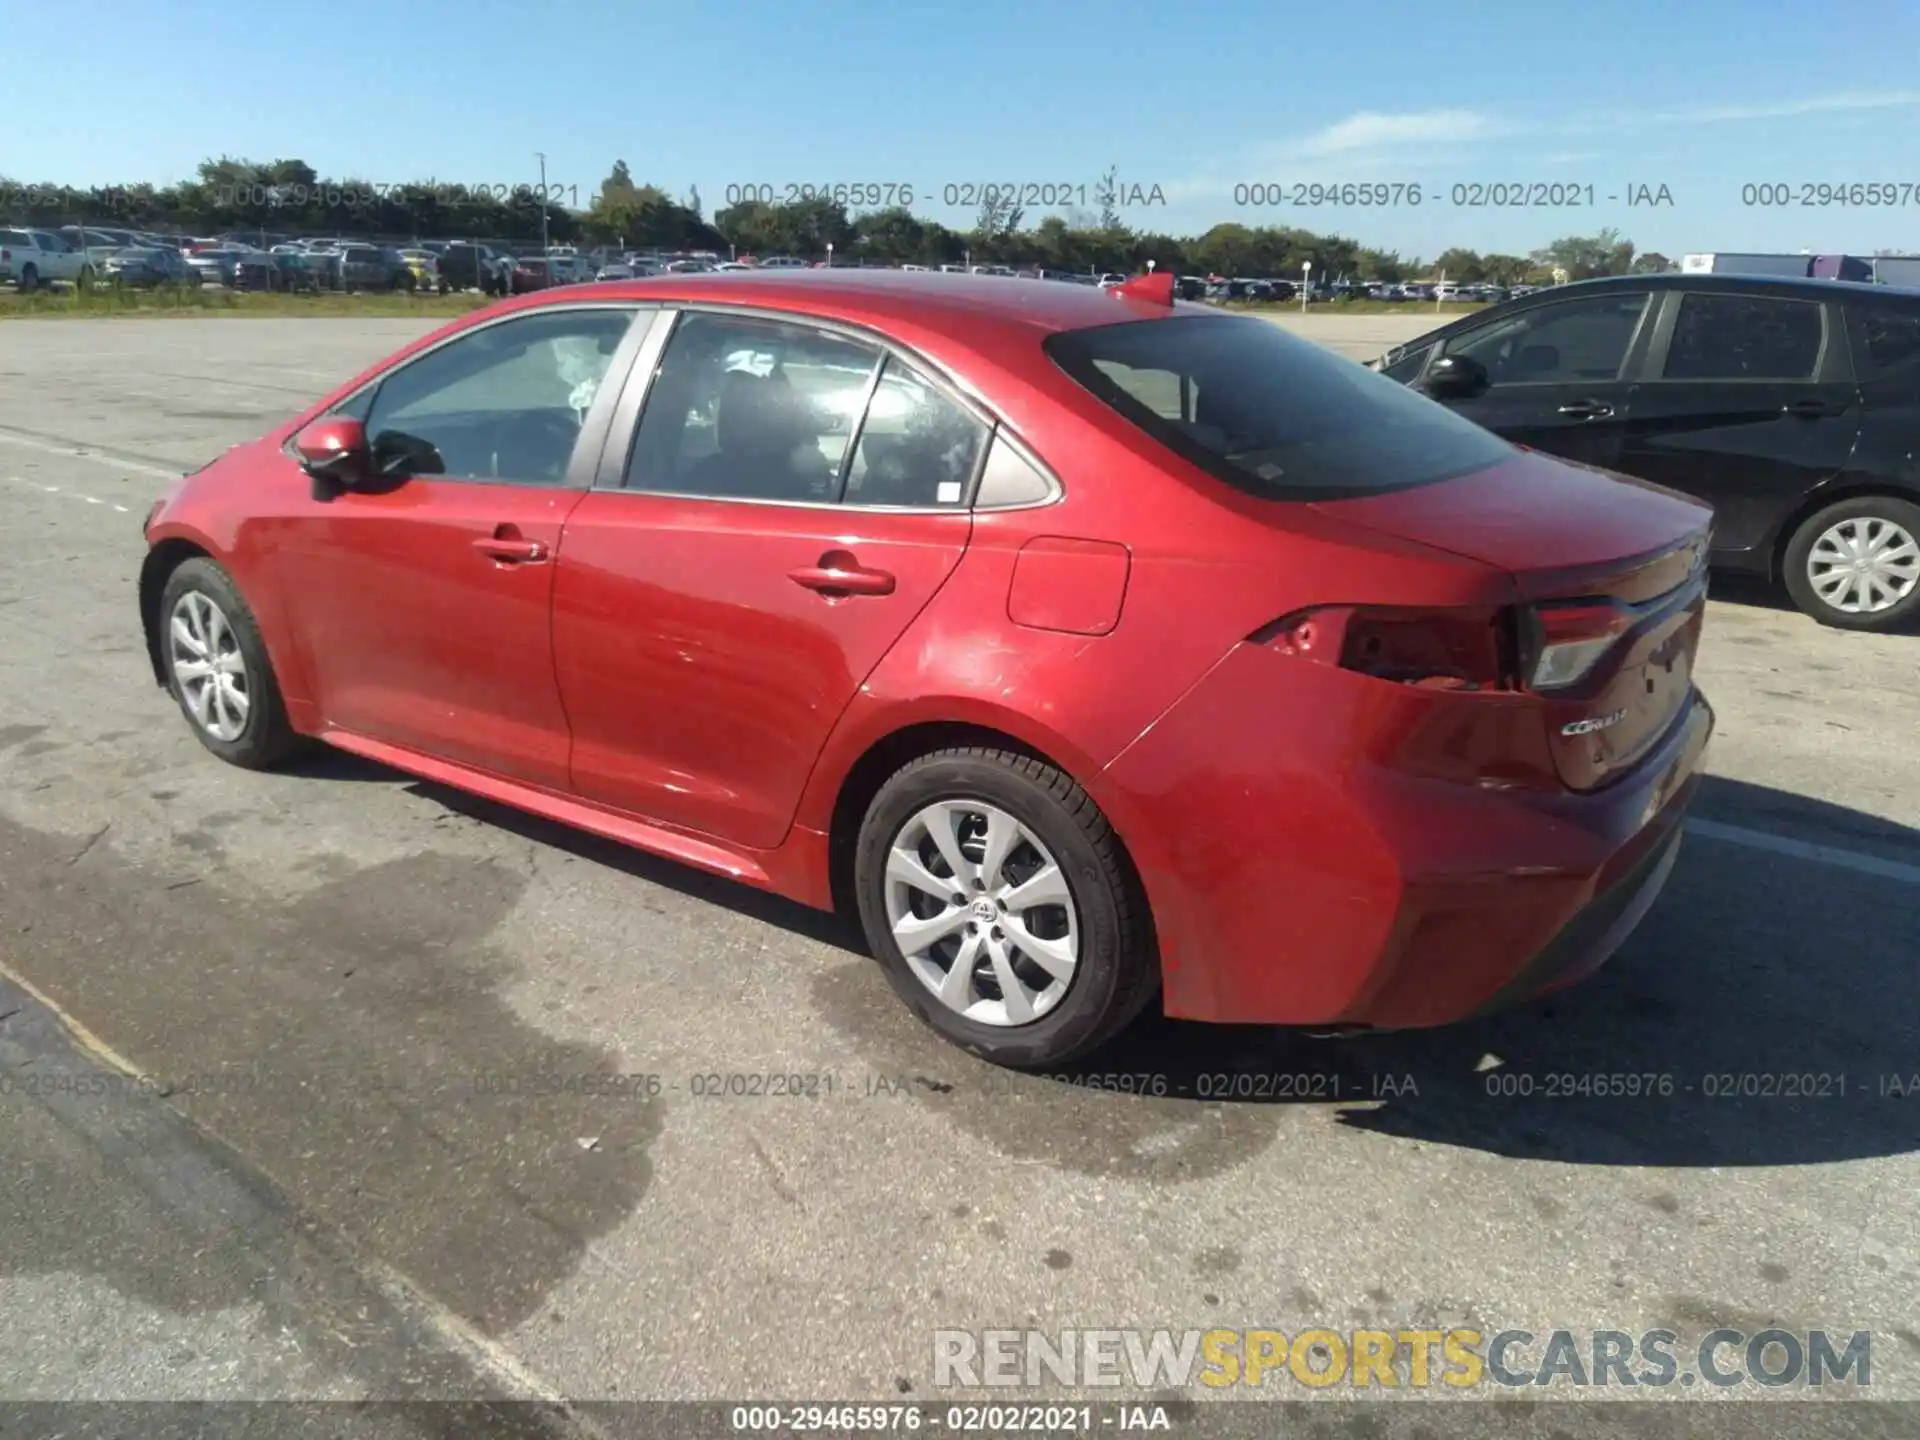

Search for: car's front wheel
xmin=854 ymin=747 xmax=1157 ymax=1069
xmin=158 ymin=558 xmax=309 ymax=769
xmin=1783 ymin=495 xmax=1920 ymax=631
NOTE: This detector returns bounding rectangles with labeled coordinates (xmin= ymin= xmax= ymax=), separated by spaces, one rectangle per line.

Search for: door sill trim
xmin=317 ymin=728 xmax=776 ymax=889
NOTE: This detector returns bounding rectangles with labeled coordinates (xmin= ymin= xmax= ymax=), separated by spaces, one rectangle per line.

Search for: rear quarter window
xmin=1849 ymin=302 xmax=1920 ymax=377
xmin=1044 ymin=314 xmax=1513 ymax=500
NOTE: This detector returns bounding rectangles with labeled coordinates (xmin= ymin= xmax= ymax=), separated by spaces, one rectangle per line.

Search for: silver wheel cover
xmin=885 ymin=800 xmax=1079 ymax=1027
xmin=169 ymin=591 xmax=251 ymax=742
xmin=1807 ymin=515 xmax=1920 ymax=615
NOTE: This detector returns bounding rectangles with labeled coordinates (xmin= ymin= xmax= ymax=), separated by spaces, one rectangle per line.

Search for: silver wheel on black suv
xmin=1784 ymin=495 xmax=1920 ymax=632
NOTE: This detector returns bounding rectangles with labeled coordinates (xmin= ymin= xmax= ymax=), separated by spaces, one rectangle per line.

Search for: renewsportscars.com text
xmin=933 ymin=1327 xmax=1873 ymax=1390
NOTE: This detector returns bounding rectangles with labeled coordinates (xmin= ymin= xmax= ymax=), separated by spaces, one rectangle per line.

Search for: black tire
xmin=1782 ymin=495 xmax=1920 ymax=632
xmin=158 ymin=558 xmax=310 ymax=770
xmin=853 ymin=747 xmax=1158 ymax=1069
xmin=17 ymin=264 xmax=39 ymax=292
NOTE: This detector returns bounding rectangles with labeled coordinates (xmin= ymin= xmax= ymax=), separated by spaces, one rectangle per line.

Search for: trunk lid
xmin=1315 ymin=449 xmax=1712 ymax=792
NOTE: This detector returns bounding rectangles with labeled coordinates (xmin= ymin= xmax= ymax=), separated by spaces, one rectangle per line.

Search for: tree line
xmin=2 ymin=157 xmax=1673 ymax=281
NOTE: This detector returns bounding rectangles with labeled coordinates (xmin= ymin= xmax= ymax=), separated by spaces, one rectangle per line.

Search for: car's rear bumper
xmin=1100 ymin=643 xmax=1713 ymax=1028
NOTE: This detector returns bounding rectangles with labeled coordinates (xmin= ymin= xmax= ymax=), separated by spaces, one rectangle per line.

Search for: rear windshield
xmin=1044 ymin=313 xmax=1513 ymax=499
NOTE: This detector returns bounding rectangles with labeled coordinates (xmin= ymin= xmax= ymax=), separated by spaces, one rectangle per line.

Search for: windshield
xmin=1044 ymin=314 xmax=1514 ymax=499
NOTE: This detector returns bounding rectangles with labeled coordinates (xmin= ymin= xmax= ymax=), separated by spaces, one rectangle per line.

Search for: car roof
xmin=1536 ymin=272 xmax=1911 ymax=302
xmin=549 ymin=268 xmax=1192 ymax=336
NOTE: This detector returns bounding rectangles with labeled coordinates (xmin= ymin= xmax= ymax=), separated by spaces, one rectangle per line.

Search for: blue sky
xmin=10 ymin=0 xmax=1920 ymax=262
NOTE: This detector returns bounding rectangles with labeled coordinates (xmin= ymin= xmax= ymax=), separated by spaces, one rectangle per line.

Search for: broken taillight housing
xmin=1252 ymin=605 xmax=1518 ymax=691
xmin=1256 ymin=597 xmax=1638 ymax=695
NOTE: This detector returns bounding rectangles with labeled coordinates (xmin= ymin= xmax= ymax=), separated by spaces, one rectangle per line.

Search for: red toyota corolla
xmin=139 ymin=270 xmax=1713 ymax=1068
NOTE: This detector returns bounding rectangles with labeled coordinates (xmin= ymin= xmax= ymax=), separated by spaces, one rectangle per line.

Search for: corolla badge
xmin=1561 ymin=709 xmax=1627 ymax=736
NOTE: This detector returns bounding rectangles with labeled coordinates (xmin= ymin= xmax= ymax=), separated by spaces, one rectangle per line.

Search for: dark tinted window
xmin=361 ymin=307 xmax=636 ymax=483
xmin=841 ymin=357 xmax=986 ymax=507
xmin=1662 ymin=293 xmax=1824 ymax=380
xmin=1850 ymin=303 xmax=1920 ymax=375
xmin=1045 ymin=315 xmax=1512 ymax=499
xmin=1444 ymin=293 xmax=1650 ymax=383
xmin=624 ymin=312 xmax=882 ymax=502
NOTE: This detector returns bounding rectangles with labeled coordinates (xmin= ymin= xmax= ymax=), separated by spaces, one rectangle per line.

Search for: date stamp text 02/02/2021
xmin=1230 ymin=181 xmax=1676 ymax=208
xmin=720 ymin=181 xmax=1170 ymax=210
xmin=212 ymin=182 xmax=581 ymax=211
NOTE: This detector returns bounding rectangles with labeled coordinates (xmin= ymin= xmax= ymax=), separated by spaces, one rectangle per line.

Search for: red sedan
xmin=138 ymin=270 xmax=1714 ymax=1068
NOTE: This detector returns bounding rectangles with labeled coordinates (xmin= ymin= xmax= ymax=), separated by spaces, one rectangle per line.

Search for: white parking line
xmin=0 ymin=429 xmax=184 ymax=480
xmin=5 ymin=475 xmax=132 ymax=512
xmin=1687 ymin=817 xmax=1920 ymax=886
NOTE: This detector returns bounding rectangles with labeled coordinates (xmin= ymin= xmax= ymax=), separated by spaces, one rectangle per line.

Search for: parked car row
xmin=1371 ymin=272 xmax=1920 ymax=630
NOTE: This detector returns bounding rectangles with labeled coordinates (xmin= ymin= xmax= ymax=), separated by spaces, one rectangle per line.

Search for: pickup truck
xmin=0 ymin=228 xmax=91 ymax=290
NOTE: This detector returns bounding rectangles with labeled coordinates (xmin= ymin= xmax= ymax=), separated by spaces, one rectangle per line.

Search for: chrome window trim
xmin=593 ymin=302 xmax=1066 ymax=513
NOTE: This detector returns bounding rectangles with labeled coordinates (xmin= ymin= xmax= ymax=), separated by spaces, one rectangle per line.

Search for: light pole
xmin=535 ymin=151 xmax=549 ymax=257
xmin=1300 ymin=260 xmax=1310 ymax=313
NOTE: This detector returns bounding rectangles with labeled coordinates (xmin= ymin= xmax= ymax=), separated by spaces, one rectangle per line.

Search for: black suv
xmin=1373 ymin=274 xmax=1920 ymax=631
xmin=436 ymin=242 xmax=509 ymax=296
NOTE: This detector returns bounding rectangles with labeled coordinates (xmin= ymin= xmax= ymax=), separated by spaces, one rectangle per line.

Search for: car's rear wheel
xmin=158 ymin=558 xmax=308 ymax=769
xmin=853 ymin=747 xmax=1157 ymax=1069
xmin=17 ymin=264 xmax=38 ymax=292
xmin=1783 ymin=496 xmax=1920 ymax=631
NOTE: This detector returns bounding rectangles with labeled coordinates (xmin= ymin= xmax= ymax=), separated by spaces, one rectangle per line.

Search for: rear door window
xmin=1661 ymin=293 xmax=1825 ymax=380
xmin=841 ymin=358 xmax=987 ymax=507
xmin=623 ymin=312 xmax=883 ymax=503
xmin=1045 ymin=314 xmax=1513 ymax=499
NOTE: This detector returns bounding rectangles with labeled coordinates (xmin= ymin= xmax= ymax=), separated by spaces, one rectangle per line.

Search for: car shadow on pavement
xmin=355 ymin=754 xmax=1919 ymax=1169
xmin=1706 ymin=572 xmax=1799 ymax=615
xmin=399 ymin=777 xmax=864 ymax=952
xmin=1077 ymin=773 xmax=1920 ymax=1167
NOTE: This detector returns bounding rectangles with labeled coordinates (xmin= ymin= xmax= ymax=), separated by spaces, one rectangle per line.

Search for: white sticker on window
xmin=936 ymin=481 xmax=962 ymax=504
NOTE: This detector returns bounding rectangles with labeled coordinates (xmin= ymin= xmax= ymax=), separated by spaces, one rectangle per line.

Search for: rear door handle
xmin=789 ymin=555 xmax=896 ymax=597
xmin=473 ymin=535 xmax=549 ymax=564
xmin=1557 ymin=399 xmax=1614 ymax=419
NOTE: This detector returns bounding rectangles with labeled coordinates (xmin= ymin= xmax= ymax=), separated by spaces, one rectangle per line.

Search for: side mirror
xmin=1421 ymin=353 xmax=1490 ymax=399
xmin=294 ymin=416 xmax=370 ymax=488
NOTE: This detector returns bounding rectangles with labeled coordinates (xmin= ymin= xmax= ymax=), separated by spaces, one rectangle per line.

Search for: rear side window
xmin=624 ymin=312 xmax=882 ymax=502
xmin=841 ymin=357 xmax=987 ymax=507
xmin=1662 ymin=293 xmax=1824 ymax=380
xmin=1849 ymin=304 xmax=1920 ymax=376
xmin=1044 ymin=314 xmax=1512 ymax=499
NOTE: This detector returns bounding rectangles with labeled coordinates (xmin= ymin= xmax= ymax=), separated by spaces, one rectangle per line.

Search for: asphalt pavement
xmin=0 ymin=316 xmax=1915 ymax=1436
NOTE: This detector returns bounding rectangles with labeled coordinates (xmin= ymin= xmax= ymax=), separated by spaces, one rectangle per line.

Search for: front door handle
xmin=790 ymin=551 xmax=896 ymax=597
xmin=473 ymin=533 xmax=549 ymax=564
xmin=1783 ymin=398 xmax=1838 ymax=419
xmin=1557 ymin=399 xmax=1614 ymax=419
